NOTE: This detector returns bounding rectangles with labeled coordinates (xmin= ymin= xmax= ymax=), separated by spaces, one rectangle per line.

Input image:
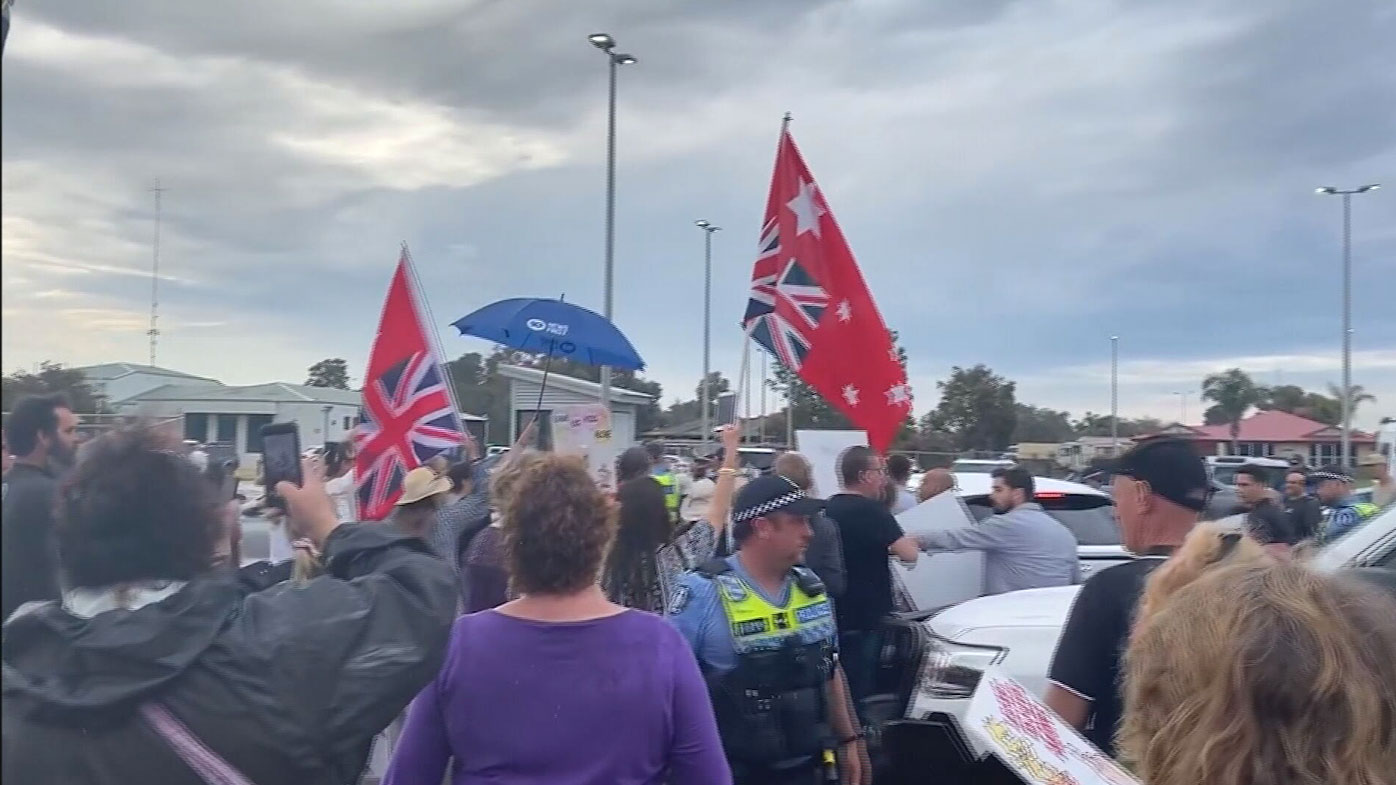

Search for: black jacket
xmin=1 ymin=462 xmax=63 ymax=621
xmin=2 ymin=524 xmax=456 ymax=785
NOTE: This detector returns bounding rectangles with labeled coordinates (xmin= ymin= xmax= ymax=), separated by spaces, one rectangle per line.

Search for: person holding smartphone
xmin=2 ymin=426 xmax=457 ymax=785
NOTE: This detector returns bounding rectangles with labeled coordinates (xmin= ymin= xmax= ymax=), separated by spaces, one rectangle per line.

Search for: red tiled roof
xmin=1168 ymin=410 xmax=1374 ymax=443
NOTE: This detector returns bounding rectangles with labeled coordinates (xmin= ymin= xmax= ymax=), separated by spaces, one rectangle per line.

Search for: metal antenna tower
xmin=148 ymin=179 xmax=165 ymax=365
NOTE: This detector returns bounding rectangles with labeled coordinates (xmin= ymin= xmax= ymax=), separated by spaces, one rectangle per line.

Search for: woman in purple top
xmin=384 ymin=453 xmax=730 ymax=785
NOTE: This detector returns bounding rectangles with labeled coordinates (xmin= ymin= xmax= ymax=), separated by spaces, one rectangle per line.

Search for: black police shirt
xmin=1047 ymin=555 xmax=1168 ymax=757
xmin=824 ymin=493 xmax=906 ymax=633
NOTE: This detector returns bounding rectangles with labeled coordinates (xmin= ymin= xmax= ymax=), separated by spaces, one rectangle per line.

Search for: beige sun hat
xmin=396 ymin=466 xmax=452 ymax=505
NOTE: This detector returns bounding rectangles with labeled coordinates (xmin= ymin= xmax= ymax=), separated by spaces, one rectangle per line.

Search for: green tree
xmin=1012 ymin=405 xmax=1075 ymax=443
xmin=305 ymin=358 xmax=350 ymax=389
xmin=1262 ymin=384 xmax=1308 ymax=413
xmin=2 ymin=362 xmax=106 ymax=413
xmin=1202 ymin=368 xmax=1267 ymax=452
xmin=766 ymin=331 xmax=911 ymax=435
xmin=926 ymin=365 xmax=1018 ymax=451
xmin=1327 ymin=383 xmax=1377 ymax=421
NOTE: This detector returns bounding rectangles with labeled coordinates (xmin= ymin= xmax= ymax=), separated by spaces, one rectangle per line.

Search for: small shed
xmin=496 ymin=364 xmax=654 ymax=448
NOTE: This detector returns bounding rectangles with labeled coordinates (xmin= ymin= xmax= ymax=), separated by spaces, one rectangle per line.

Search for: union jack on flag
xmin=355 ymin=351 xmax=463 ymax=518
xmin=355 ymin=251 xmax=466 ymax=520
xmin=743 ymin=218 xmax=830 ymax=371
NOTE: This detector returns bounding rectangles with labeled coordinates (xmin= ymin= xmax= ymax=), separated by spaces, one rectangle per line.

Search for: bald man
xmin=918 ymin=468 xmax=956 ymax=502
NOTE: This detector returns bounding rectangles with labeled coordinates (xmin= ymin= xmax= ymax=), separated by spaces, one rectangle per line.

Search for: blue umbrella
xmin=452 ymin=297 xmax=645 ymax=417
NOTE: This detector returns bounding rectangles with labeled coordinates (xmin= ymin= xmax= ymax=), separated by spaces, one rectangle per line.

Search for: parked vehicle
xmin=949 ymin=458 xmax=1016 ymax=474
xmin=1207 ymin=455 xmax=1289 ymax=489
xmin=863 ymin=505 xmax=1396 ymax=767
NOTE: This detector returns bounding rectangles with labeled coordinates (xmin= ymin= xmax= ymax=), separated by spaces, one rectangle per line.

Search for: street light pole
xmin=1174 ymin=391 xmax=1187 ymax=425
xmin=1316 ymin=184 xmax=1381 ymax=469
xmin=588 ymin=34 xmax=636 ymax=414
xmin=696 ymin=220 xmax=720 ymax=454
xmin=1110 ymin=336 xmax=1119 ymax=456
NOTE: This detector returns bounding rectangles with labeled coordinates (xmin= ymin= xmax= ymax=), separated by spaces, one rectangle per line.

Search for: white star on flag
xmin=786 ymin=180 xmax=826 ymax=237
xmin=842 ymin=384 xmax=861 ymax=407
xmin=885 ymin=383 xmax=912 ymax=407
xmin=836 ymin=300 xmax=852 ymax=322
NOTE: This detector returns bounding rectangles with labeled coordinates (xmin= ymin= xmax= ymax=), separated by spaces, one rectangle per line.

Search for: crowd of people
xmin=2 ymin=390 xmax=1394 ymax=784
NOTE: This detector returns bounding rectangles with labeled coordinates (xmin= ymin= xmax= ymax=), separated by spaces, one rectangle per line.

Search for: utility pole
xmin=148 ymin=179 xmax=165 ymax=366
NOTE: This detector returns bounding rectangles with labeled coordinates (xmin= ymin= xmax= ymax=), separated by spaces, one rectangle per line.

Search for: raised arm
xmin=704 ymin=425 xmax=743 ymax=537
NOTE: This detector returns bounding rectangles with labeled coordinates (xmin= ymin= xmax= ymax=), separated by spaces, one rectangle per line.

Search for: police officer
xmin=646 ymin=441 xmax=681 ymax=521
xmin=669 ymin=474 xmax=867 ymax=785
xmin=1313 ymin=465 xmax=1380 ymax=541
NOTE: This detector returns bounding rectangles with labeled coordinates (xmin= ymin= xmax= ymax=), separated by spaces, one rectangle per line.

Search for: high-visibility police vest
xmin=653 ymin=470 xmax=680 ymax=517
xmin=694 ymin=559 xmax=836 ymax=770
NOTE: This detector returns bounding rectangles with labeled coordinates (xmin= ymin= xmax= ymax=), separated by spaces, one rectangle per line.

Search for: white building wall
xmin=507 ymin=380 xmax=641 ymax=447
xmin=275 ymin=401 xmax=361 ymax=446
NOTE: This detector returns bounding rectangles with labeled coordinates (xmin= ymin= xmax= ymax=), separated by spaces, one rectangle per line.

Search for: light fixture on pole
xmin=589 ymin=33 xmax=636 ymax=411
xmin=1110 ymin=336 xmax=1119 ymax=456
xmin=696 ymin=220 xmax=721 ymax=453
xmin=1315 ymin=183 xmax=1381 ymax=469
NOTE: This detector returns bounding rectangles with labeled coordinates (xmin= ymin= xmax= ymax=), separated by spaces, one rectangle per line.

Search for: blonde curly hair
xmin=1133 ymin=521 xmax=1273 ymax=637
xmin=1121 ymin=561 xmax=1396 ymax=785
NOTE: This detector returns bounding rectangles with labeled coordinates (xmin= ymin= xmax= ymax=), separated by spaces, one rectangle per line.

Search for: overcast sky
xmin=3 ymin=0 xmax=1393 ymax=428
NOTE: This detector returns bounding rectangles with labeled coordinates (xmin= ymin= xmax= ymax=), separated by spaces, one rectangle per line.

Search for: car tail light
xmin=913 ymin=631 xmax=1008 ymax=700
xmin=1035 ymin=491 xmax=1066 ymax=500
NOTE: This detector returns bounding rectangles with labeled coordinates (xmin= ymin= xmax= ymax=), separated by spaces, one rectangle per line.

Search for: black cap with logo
xmin=1109 ymin=438 xmax=1211 ymax=512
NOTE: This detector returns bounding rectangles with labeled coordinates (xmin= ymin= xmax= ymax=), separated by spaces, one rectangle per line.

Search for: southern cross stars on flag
xmin=743 ymin=124 xmax=912 ymax=453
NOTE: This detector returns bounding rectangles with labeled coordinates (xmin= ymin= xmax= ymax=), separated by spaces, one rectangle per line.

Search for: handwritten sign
xmin=551 ymin=404 xmax=618 ymax=493
xmin=967 ymin=668 xmax=1138 ymax=785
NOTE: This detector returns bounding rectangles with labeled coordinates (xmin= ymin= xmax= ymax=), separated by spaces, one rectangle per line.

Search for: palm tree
xmin=1326 ymin=383 xmax=1377 ymax=420
xmin=1202 ymin=369 xmax=1267 ymax=453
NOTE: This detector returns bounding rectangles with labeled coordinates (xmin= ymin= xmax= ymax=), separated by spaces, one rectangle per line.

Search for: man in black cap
xmin=668 ymin=474 xmax=866 ymax=785
xmin=1044 ymin=438 xmax=1210 ymax=757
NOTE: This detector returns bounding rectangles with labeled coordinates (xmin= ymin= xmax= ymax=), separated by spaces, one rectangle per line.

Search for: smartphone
xmin=716 ymin=391 xmax=737 ymax=427
xmin=221 ymin=462 xmax=240 ymax=502
xmin=260 ymin=423 xmax=303 ymax=510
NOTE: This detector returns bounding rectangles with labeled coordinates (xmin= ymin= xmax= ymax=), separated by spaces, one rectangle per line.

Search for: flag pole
xmin=400 ymin=242 xmax=468 ymax=446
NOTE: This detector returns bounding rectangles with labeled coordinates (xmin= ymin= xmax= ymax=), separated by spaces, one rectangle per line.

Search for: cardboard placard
xmin=551 ymin=403 xmax=619 ymax=493
xmin=794 ymin=429 xmax=868 ymax=499
xmin=967 ymin=668 xmax=1139 ymax=785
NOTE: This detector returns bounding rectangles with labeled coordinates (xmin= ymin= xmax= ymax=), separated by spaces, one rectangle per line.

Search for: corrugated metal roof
xmin=76 ymin=363 xmax=219 ymax=383
xmin=130 ymin=382 xmax=361 ymax=405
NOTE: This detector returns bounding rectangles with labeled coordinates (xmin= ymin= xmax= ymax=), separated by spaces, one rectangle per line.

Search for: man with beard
xmin=2 ymin=394 xmax=80 ymax=620
xmin=913 ymin=465 xmax=1079 ymax=595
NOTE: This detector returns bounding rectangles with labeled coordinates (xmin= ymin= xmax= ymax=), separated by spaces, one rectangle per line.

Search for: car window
xmin=964 ymin=495 xmax=1121 ymax=546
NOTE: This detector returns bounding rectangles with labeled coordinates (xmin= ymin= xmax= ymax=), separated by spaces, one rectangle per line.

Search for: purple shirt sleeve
xmin=383 ymin=672 xmax=452 ymax=785
xmin=666 ymin=631 xmax=733 ymax=785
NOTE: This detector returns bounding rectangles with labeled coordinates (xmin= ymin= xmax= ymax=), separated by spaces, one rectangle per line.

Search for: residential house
xmin=1147 ymin=410 xmax=1377 ymax=467
xmin=1056 ymin=437 xmax=1133 ymax=472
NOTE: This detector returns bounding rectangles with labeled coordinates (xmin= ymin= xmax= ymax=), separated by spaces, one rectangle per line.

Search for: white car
xmin=890 ymin=504 xmax=1395 ymax=738
xmin=949 ymin=458 xmax=1016 ymax=474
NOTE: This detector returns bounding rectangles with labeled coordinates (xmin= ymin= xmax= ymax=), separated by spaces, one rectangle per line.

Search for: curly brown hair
xmin=502 ymin=454 xmax=616 ymax=596
xmin=1122 ymin=561 xmax=1396 ymax=785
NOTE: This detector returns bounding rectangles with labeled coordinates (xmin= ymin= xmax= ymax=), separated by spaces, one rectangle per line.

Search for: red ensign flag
xmin=743 ymin=126 xmax=911 ymax=453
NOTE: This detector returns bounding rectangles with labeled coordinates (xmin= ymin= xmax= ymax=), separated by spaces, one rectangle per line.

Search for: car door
xmin=962 ymin=493 xmax=1129 ymax=579
xmin=894 ymin=492 xmax=986 ymax=610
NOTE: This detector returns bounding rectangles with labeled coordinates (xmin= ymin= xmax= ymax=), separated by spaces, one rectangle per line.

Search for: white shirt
xmin=325 ymin=470 xmax=357 ymax=523
xmin=681 ymin=477 xmax=716 ymax=524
